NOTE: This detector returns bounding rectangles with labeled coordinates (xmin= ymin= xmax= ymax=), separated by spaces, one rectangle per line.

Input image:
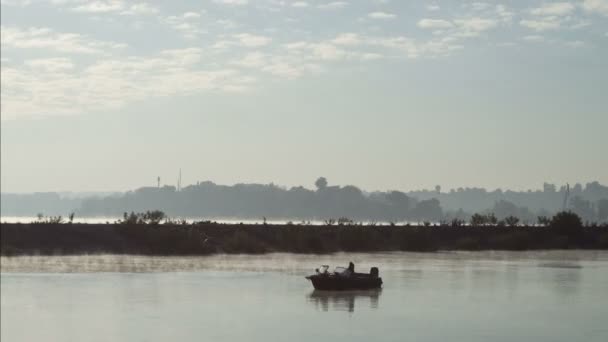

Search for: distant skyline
xmin=1 ymin=0 xmax=607 ymax=193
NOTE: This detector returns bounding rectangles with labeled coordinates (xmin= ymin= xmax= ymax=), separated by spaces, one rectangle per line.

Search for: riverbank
xmin=1 ymin=223 xmax=607 ymax=256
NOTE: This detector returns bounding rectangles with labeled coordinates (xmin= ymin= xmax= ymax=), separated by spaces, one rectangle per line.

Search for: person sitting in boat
xmin=345 ymin=262 xmax=355 ymax=276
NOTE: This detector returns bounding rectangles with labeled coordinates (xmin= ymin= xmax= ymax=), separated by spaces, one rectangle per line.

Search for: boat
xmin=305 ymin=263 xmax=383 ymax=290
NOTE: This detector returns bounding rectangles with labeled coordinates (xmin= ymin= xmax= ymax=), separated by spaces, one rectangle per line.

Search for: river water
xmin=1 ymin=251 xmax=607 ymax=342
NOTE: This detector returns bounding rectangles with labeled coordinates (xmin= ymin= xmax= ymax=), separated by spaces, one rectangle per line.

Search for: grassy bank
xmin=2 ymin=222 xmax=607 ymax=256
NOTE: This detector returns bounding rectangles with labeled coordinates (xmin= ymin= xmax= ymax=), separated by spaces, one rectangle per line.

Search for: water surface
xmin=2 ymin=251 xmax=607 ymax=341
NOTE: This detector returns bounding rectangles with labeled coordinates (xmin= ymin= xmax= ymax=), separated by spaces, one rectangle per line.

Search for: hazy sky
xmin=1 ymin=0 xmax=607 ymax=193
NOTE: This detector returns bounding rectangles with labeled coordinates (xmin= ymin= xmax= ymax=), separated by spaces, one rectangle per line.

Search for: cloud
xmin=368 ymin=12 xmax=396 ymax=20
xmin=417 ymin=19 xmax=453 ymax=29
xmin=0 ymin=0 xmax=32 ymax=6
xmin=162 ymin=13 xmax=204 ymax=39
xmin=468 ymin=2 xmax=491 ymax=11
xmin=317 ymin=1 xmax=347 ymax=10
xmin=213 ymin=0 xmax=248 ymax=5
xmin=233 ymin=33 xmax=272 ymax=47
xmin=522 ymin=35 xmax=545 ymax=42
xmin=121 ymin=3 xmax=159 ymax=15
xmin=261 ymin=61 xmax=316 ymax=79
xmin=582 ymin=0 xmax=608 ymax=16
xmin=495 ymin=5 xmax=514 ymax=23
xmin=452 ymin=18 xmax=497 ymax=36
xmin=23 ymin=57 xmax=74 ymax=71
xmin=530 ymin=2 xmax=575 ymax=16
xmin=71 ymin=1 xmax=124 ymax=13
xmin=231 ymin=51 xmax=266 ymax=68
xmin=1 ymin=48 xmax=252 ymax=119
xmin=520 ymin=19 xmax=561 ymax=31
xmin=0 ymin=26 xmax=126 ymax=54
xmin=564 ymin=40 xmax=585 ymax=47
xmin=4 ymin=0 xmax=160 ymax=16
xmin=521 ymin=2 xmax=580 ymax=32
xmin=286 ymin=41 xmax=346 ymax=61
xmin=216 ymin=19 xmax=238 ymax=30
xmin=331 ymin=33 xmax=361 ymax=46
xmin=4 ymin=1 xmax=596 ymax=120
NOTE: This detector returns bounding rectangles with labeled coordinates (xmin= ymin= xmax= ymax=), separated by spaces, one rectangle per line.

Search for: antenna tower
xmin=178 ymin=168 xmax=182 ymax=192
xmin=562 ymin=183 xmax=570 ymax=211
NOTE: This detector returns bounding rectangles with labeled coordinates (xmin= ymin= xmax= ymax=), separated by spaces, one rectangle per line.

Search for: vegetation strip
xmin=2 ymin=212 xmax=607 ymax=256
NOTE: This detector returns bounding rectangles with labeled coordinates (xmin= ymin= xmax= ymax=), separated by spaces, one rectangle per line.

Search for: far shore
xmin=1 ymin=222 xmax=607 ymax=256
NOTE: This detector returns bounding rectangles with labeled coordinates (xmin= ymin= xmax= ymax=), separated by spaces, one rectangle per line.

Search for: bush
xmin=505 ymin=216 xmax=520 ymax=227
xmin=550 ymin=211 xmax=583 ymax=235
xmin=120 ymin=210 xmax=166 ymax=225
xmin=470 ymin=213 xmax=487 ymax=226
xmin=537 ymin=216 xmax=551 ymax=226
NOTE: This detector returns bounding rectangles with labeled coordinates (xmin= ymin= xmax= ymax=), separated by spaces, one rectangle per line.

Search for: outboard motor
xmin=370 ymin=267 xmax=379 ymax=278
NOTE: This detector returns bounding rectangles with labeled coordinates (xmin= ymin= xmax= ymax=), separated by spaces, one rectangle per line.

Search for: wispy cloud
xmin=162 ymin=12 xmax=204 ymax=39
xmin=418 ymin=19 xmax=453 ymax=29
xmin=1 ymin=48 xmax=252 ymax=119
xmin=530 ymin=2 xmax=575 ymax=16
xmin=213 ymin=0 xmax=248 ymax=6
xmin=317 ymin=1 xmax=347 ymax=10
xmin=0 ymin=0 xmax=602 ymax=120
xmin=1 ymin=26 xmax=126 ymax=54
xmin=582 ymin=0 xmax=608 ymax=16
xmin=368 ymin=11 xmax=396 ymax=20
xmin=233 ymin=33 xmax=272 ymax=47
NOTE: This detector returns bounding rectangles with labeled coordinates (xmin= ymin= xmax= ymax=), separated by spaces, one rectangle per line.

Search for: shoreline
xmin=2 ymin=222 xmax=607 ymax=256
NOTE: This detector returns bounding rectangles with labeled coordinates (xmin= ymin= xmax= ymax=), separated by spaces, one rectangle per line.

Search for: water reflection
xmin=307 ymin=289 xmax=381 ymax=312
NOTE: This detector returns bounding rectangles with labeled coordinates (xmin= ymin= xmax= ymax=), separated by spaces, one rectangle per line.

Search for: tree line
xmin=2 ymin=178 xmax=607 ymax=223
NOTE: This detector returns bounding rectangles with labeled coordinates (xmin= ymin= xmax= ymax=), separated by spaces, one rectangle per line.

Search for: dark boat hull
xmin=306 ymin=275 xmax=382 ymax=290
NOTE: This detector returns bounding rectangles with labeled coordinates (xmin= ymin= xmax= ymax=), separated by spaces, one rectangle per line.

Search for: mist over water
xmin=2 ymin=251 xmax=607 ymax=342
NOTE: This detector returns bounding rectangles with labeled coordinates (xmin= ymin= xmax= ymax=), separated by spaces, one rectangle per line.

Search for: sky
xmin=1 ymin=0 xmax=607 ymax=193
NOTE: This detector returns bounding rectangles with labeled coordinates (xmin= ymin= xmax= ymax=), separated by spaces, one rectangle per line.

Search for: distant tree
xmin=550 ymin=211 xmax=583 ymax=234
xmin=451 ymin=218 xmax=465 ymax=227
xmin=324 ymin=218 xmax=336 ymax=226
xmin=412 ymin=198 xmax=442 ymax=221
xmin=435 ymin=185 xmax=441 ymax=194
xmin=315 ymin=177 xmax=328 ymax=191
xmin=470 ymin=213 xmax=487 ymax=226
xmin=386 ymin=191 xmax=411 ymax=218
xmin=386 ymin=191 xmax=410 ymax=204
xmin=68 ymin=212 xmax=75 ymax=224
xmin=537 ymin=216 xmax=551 ymax=226
xmin=504 ymin=216 xmax=520 ymax=227
xmin=337 ymin=217 xmax=353 ymax=225
xmin=486 ymin=213 xmax=498 ymax=225
xmin=143 ymin=210 xmax=165 ymax=224
xmin=121 ymin=210 xmax=165 ymax=225
xmin=36 ymin=213 xmax=44 ymax=222
xmin=47 ymin=216 xmax=63 ymax=224
xmin=122 ymin=212 xmax=140 ymax=225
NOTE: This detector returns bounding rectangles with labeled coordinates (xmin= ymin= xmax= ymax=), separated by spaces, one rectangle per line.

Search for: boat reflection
xmin=307 ymin=289 xmax=382 ymax=312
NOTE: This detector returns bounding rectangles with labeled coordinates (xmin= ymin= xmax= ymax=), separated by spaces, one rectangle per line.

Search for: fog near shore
xmin=3 ymin=251 xmax=605 ymax=273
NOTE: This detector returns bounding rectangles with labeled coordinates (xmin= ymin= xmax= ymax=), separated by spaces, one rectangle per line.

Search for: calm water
xmin=2 ymin=251 xmax=607 ymax=342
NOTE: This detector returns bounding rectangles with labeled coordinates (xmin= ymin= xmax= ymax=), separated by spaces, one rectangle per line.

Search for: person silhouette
xmin=348 ymin=262 xmax=355 ymax=273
